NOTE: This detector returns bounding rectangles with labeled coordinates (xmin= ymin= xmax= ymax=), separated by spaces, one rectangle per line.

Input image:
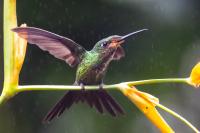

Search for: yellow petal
xmin=134 ymin=89 xmax=159 ymax=106
xmin=118 ymin=84 xmax=174 ymax=133
xmin=188 ymin=62 xmax=200 ymax=88
xmin=13 ymin=24 xmax=27 ymax=84
xmin=1 ymin=0 xmax=27 ymax=102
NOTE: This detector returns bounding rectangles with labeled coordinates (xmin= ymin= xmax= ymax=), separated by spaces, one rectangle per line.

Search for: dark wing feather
xmin=98 ymin=90 xmax=116 ymax=116
xmin=12 ymin=27 xmax=86 ymax=67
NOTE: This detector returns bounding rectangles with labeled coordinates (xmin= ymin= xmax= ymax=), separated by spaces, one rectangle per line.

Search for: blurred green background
xmin=1 ymin=0 xmax=200 ymax=132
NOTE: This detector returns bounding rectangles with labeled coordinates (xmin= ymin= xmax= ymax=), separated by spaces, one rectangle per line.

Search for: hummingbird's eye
xmin=100 ymin=41 xmax=108 ymax=47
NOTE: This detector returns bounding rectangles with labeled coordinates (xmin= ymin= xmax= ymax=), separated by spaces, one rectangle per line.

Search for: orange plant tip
xmin=119 ymin=86 xmax=174 ymax=132
xmin=188 ymin=62 xmax=200 ymax=88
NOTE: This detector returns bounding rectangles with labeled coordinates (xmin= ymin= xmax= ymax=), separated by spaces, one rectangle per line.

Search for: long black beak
xmin=120 ymin=29 xmax=148 ymax=40
xmin=109 ymin=29 xmax=148 ymax=48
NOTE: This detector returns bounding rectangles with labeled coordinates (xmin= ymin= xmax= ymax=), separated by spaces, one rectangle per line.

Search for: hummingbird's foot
xmin=79 ymin=83 xmax=85 ymax=103
xmin=80 ymin=83 xmax=85 ymax=90
xmin=99 ymin=83 xmax=104 ymax=90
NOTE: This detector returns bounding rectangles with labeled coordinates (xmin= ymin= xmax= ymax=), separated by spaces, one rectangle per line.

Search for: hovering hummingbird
xmin=12 ymin=27 xmax=147 ymax=122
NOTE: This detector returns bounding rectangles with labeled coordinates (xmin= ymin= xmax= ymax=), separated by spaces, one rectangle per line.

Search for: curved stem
xmin=0 ymin=93 xmax=8 ymax=105
xmin=0 ymin=96 xmax=4 ymax=105
xmin=155 ymin=102 xmax=199 ymax=133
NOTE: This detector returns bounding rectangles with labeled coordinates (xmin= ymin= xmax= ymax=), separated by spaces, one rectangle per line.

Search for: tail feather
xmin=92 ymin=92 xmax=104 ymax=113
xmin=58 ymin=91 xmax=80 ymax=116
xmin=99 ymin=89 xmax=124 ymax=115
xmin=43 ymin=90 xmax=124 ymax=122
xmin=43 ymin=91 xmax=75 ymax=122
xmin=98 ymin=91 xmax=117 ymax=116
xmin=84 ymin=92 xmax=93 ymax=107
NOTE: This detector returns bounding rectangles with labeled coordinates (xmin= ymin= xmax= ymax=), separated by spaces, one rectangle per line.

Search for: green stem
xmin=0 ymin=93 xmax=8 ymax=105
xmin=17 ymin=78 xmax=188 ymax=92
xmin=17 ymin=84 xmax=117 ymax=92
xmin=0 ymin=0 xmax=18 ymax=105
xmin=4 ymin=0 xmax=17 ymax=84
xmin=0 ymin=96 xmax=4 ymax=105
xmin=155 ymin=102 xmax=199 ymax=133
xmin=125 ymin=78 xmax=188 ymax=86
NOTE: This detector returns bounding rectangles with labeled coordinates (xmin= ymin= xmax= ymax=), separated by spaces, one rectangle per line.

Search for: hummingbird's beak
xmin=109 ymin=29 xmax=148 ymax=48
xmin=120 ymin=29 xmax=148 ymax=40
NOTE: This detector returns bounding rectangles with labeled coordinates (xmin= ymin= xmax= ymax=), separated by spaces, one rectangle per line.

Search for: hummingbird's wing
xmin=12 ymin=27 xmax=86 ymax=67
xmin=113 ymin=46 xmax=125 ymax=60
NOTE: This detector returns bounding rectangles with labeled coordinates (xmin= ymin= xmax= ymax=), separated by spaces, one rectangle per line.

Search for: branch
xmin=125 ymin=78 xmax=188 ymax=86
xmin=17 ymin=84 xmax=116 ymax=92
xmin=16 ymin=78 xmax=189 ymax=93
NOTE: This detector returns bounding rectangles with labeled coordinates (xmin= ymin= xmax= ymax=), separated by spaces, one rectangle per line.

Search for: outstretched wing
xmin=12 ymin=27 xmax=86 ymax=67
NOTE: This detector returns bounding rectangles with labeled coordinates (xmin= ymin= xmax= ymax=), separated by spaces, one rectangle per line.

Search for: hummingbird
xmin=12 ymin=27 xmax=147 ymax=122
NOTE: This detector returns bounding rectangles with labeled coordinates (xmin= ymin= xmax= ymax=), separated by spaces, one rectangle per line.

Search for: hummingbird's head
xmin=92 ymin=29 xmax=148 ymax=55
xmin=93 ymin=35 xmax=123 ymax=52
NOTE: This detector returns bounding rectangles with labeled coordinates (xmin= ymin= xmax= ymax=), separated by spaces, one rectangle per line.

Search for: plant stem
xmin=17 ymin=78 xmax=188 ymax=92
xmin=4 ymin=0 xmax=17 ymax=84
xmin=125 ymin=78 xmax=188 ymax=86
xmin=17 ymin=84 xmax=117 ymax=92
xmin=155 ymin=102 xmax=199 ymax=133
xmin=0 ymin=96 xmax=4 ymax=105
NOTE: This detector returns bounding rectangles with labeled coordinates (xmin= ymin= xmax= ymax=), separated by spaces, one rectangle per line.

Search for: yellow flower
xmin=13 ymin=24 xmax=27 ymax=85
xmin=188 ymin=62 xmax=200 ymax=88
xmin=0 ymin=0 xmax=27 ymax=103
xmin=118 ymin=84 xmax=174 ymax=133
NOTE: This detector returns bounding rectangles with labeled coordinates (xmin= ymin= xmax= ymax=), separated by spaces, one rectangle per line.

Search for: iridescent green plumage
xmin=76 ymin=47 xmax=115 ymax=84
xmin=76 ymin=51 xmax=102 ymax=84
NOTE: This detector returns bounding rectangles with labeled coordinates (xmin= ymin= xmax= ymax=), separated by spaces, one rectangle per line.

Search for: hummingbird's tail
xmin=43 ymin=90 xmax=124 ymax=122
